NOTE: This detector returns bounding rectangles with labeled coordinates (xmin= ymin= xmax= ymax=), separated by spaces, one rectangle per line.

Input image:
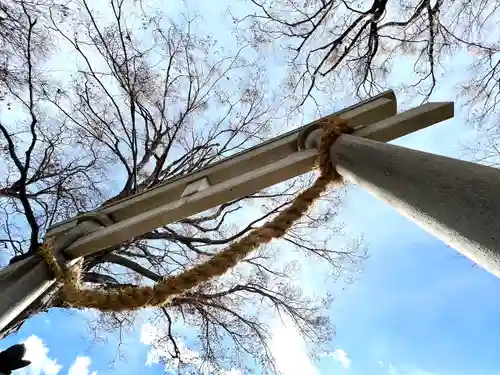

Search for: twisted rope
xmin=38 ymin=117 xmax=353 ymax=312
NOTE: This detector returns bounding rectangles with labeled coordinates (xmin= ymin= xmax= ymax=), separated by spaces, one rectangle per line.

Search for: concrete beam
xmin=63 ymin=102 xmax=453 ymax=260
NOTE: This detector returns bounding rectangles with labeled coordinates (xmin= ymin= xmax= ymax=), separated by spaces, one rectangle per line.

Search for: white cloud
xmin=332 ymin=349 xmax=351 ymax=369
xmin=21 ymin=335 xmax=62 ymax=375
xmin=67 ymin=357 xmax=97 ymax=375
xmin=1 ymin=335 xmax=97 ymax=375
xmin=386 ymin=363 xmax=436 ymax=375
xmin=140 ymin=323 xmax=241 ymax=375
xmin=321 ymin=349 xmax=351 ymax=369
xmin=269 ymin=316 xmax=320 ymax=375
xmin=138 ymin=323 xmax=157 ymax=346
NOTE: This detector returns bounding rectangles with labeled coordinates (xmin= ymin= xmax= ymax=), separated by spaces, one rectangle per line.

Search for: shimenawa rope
xmin=38 ymin=117 xmax=353 ymax=311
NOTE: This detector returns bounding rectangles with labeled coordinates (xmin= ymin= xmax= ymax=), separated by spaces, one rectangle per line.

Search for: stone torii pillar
xmin=300 ymin=117 xmax=500 ymax=276
xmin=329 ymin=135 xmax=500 ymax=276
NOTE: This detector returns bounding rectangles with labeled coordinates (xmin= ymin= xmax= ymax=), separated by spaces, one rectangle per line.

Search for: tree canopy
xmin=0 ymin=0 xmax=364 ymax=373
xmin=2 ymin=0 xmax=499 ymax=373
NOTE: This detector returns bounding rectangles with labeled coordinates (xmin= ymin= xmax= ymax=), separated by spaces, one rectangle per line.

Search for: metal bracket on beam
xmin=75 ymin=211 xmax=115 ymax=227
xmin=297 ymin=122 xmax=322 ymax=151
xmin=181 ymin=177 xmax=211 ymax=197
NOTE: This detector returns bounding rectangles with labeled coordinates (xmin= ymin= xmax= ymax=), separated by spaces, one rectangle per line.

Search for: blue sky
xmin=2 ymin=1 xmax=500 ymax=375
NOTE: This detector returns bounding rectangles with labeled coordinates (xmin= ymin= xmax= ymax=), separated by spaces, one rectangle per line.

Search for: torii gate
xmin=1 ymin=90 xmax=499 ymax=335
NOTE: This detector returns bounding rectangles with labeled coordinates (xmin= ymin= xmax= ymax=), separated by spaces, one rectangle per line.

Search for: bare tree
xmin=0 ymin=0 xmax=54 ymax=99
xmin=233 ymin=0 xmax=500 ymax=175
xmin=232 ymin=0 xmax=500 ymax=111
xmin=0 ymin=0 xmax=364 ymax=373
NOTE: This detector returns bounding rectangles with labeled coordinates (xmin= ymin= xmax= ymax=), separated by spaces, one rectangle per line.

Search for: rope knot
xmin=316 ymin=118 xmax=353 ymax=180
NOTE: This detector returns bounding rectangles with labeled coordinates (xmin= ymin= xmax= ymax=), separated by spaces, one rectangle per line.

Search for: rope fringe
xmin=38 ymin=118 xmax=353 ymax=311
